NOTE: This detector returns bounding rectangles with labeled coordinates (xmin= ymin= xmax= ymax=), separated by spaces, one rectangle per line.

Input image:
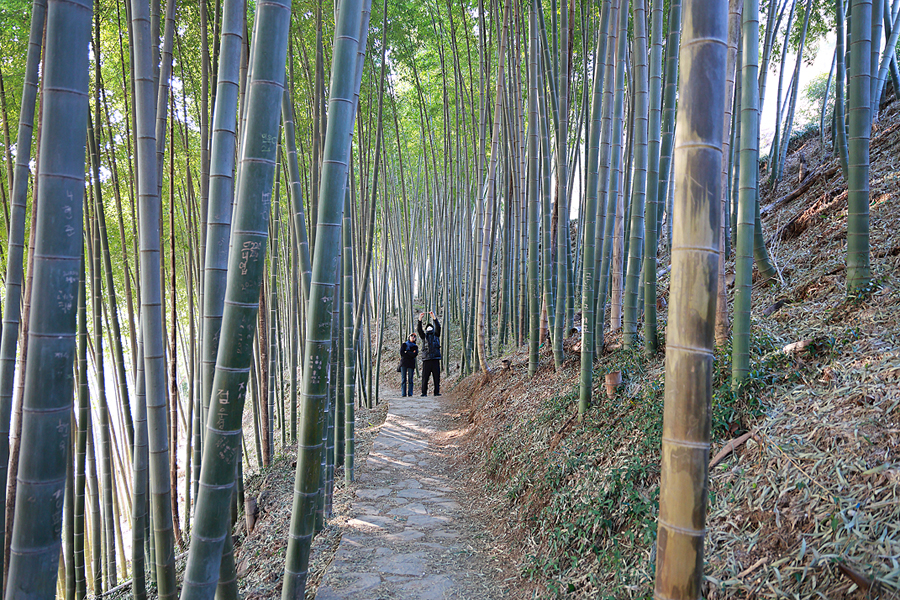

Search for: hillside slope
xmin=451 ymin=107 xmax=900 ymax=598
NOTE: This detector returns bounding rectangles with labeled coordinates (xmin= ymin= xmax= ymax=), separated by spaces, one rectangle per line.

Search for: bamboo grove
xmin=0 ymin=0 xmax=885 ymax=596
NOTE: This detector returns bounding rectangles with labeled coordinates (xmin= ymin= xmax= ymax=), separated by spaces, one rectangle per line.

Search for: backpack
xmin=425 ymin=331 xmax=441 ymax=359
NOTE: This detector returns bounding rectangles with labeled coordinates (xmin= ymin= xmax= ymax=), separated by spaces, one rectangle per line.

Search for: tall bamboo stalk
xmin=733 ymin=0 xmax=760 ymax=390
xmin=4 ymin=0 xmax=90 ymax=595
xmin=282 ymin=2 xmax=369 ymax=597
xmin=476 ymin=0 xmax=512 ymax=370
xmin=835 ymin=0 xmax=851 ymax=176
xmin=201 ymin=0 xmax=245 ymax=434
xmin=527 ymin=0 xmax=541 ymax=376
xmin=654 ymin=0 xmax=727 ymax=595
xmin=643 ymin=0 xmax=664 ymax=354
xmin=578 ymin=2 xmax=608 ymax=415
xmin=656 ymin=0 xmax=683 ymax=246
xmin=598 ymin=0 xmax=630 ymax=332
xmin=623 ymin=0 xmax=650 ymax=349
xmin=715 ymin=0 xmax=743 ymax=347
xmin=132 ymin=336 xmax=148 ymax=600
xmin=848 ymin=0 xmax=873 ymax=292
xmin=130 ymin=0 xmax=177 ymax=593
xmin=0 ymin=5 xmax=47 ymax=585
xmin=180 ymin=1 xmax=290 ymax=598
xmin=75 ymin=262 xmax=89 ymax=600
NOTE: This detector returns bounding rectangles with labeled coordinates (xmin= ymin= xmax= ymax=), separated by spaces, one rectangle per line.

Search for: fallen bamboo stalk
xmin=709 ymin=429 xmax=758 ymax=468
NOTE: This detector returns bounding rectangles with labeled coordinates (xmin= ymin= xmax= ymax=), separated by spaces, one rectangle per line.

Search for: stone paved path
xmin=315 ymin=389 xmax=494 ymax=599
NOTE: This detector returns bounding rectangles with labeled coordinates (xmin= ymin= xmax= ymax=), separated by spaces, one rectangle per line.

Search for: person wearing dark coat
xmin=417 ymin=311 xmax=442 ymax=396
xmin=399 ymin=333 xmax=418 ymax=397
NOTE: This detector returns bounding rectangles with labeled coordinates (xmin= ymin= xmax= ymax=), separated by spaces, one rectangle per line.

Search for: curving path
xmin=315 ymin=389 xmax=497 ymax=600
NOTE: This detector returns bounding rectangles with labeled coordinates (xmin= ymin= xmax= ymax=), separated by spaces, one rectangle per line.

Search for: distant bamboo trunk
xmin=716 ymin=0 xmax=743 ymax=347
xmin=578 ymin=0 xmax=610 ymax=414
xmin=654 ymin=0 xmax=727 ymax=596
xmin=602 ymin=0 xmax=630 ymax=334
xmin=643 ymin=0 xmax=664 ymax=355
xmin=733 ymin=0 xmax=760 ymax=391
xmin=622 ymin=0 xmax=649 ymax=349
xmin=551 ymin=0 xmax=570 ymax=369
xmin=4 ymin=0 xmax=90 ymax=595
xmin=847 ymin=0 xmax=873 ymax=292
xmin=476 ymin=0 xmax=511 ymax=370
xmin=129 ymin=0 xmax=177 ymax=593
xmin=527 ymin=0 xmax=541 ymax=376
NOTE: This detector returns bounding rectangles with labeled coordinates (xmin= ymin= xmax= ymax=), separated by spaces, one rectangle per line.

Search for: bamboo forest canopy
xmin=0 ymin=0 xmax=890 ymax=597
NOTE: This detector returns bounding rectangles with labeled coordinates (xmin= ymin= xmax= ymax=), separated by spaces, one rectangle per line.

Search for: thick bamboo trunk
xmin=179 ymin=1 xmax=290 ymax=597
xmin=282 ymin=2 xmax=370 ymax=597
xmin=4 ymin=1 xmax=90 ymax=595
xmin=654 ymin=0 xmax=727 ymax=594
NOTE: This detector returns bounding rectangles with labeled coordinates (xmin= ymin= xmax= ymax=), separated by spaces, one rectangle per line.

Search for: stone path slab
xmin=315 ymin=391 xmax=492 ymax=599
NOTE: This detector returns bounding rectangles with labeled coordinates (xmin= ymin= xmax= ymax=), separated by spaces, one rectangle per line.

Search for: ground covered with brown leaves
xmin=232 ymin=400 xmax=389 ymax=599
xmin=449 ymin=109 xmax=900 ymax=598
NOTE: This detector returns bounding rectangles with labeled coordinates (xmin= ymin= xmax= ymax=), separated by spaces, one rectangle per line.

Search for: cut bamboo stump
xmin=605 ymin=371 xmax=622 ymax=399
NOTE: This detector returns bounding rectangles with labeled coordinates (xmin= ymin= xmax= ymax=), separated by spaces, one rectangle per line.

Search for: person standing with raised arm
xmin=399 ymin=333 xmax=418 ymax=397
xmin=417 ymin=311 xmax=442 ymax=396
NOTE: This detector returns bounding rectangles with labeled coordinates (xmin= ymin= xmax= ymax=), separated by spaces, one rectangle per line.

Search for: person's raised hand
xmin=429 ymin=311 xmax=435 ymax=319
xmin=419 ymin=312 xmax=425 ymax=321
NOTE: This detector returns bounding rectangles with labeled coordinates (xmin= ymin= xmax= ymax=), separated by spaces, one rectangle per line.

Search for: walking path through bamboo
xmin=315 ymin=389 xmax=494 ymax=599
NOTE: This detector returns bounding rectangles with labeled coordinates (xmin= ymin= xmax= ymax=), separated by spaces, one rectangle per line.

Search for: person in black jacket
xmin=399 ymin=333 xmax=418 ymax=397
xmin=417 ymin=311 xmax=442 ymax=396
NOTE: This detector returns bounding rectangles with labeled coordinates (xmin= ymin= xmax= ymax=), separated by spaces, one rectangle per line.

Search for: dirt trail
xmin=314 ymin=389 xmax=502 ymax=600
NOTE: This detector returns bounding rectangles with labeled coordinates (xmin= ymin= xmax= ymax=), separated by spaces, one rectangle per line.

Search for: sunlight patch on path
xmin=315 ymin=391 xmax=490 ymax=600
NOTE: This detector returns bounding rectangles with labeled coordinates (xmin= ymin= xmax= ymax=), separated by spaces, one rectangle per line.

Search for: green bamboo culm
xmin=179 ymin=1 xmax=290 ymax=598
xmin=591 ymin=0 xmax=618 ymax=348
xmin=656 ymin=0 xmax=683 ymax=247
xmin=596 ymin=0 xmax=630 ymax=328
xmin=342 ymin=191 xmax=355 ymax=483
xmin=732 ymin=0 xmax=760 ymax=391
xmin=87 ymin=116 xmax=117 ymax=593
xmin=622 ymin=0 xmax=650 ymax=350
xmin=538 ymin=43 xmax=555 ymax=347
xmin=0 ymin=3 xmax=47 ymax=587
xmin=282 ymin=88 xmax=312 ymax=305
xmin=643 ymin=0 xmax=664 ymax=355
xmin=653 ymin=0 xmax=727 ymax=595
xmin=476 ymin=0 xmax=512 ymax=370
xmin=578 ymin=1 xmax=609 ymax=415
xmin=132 ymin=337 xmax=148 ymax=600
xmin=527 ymin=0 xmax=541 ymax=376
xmin=834 ymin=0 xmax=850 ymax=177
xmin=551 ymin=0 xmax=569 ymax=369
xmin=3 ymin=0 xmax=91 ymax=596
xmin=130 ymin=0 xmax=178 ymax=592
xmin=476 ymin=3 xmax=510 ymax=371
xmin=269 ymin=148 xmax=281 ymax=464
xmin=74 ymin=261 xmax=89 ymax=600
xmin=282 ymin=1 xmax=368 ymax=596
xmin=847 ymin=0 xmax=872 ymax=293
xmin=201 ymin=0 xmax=245 ymax=434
